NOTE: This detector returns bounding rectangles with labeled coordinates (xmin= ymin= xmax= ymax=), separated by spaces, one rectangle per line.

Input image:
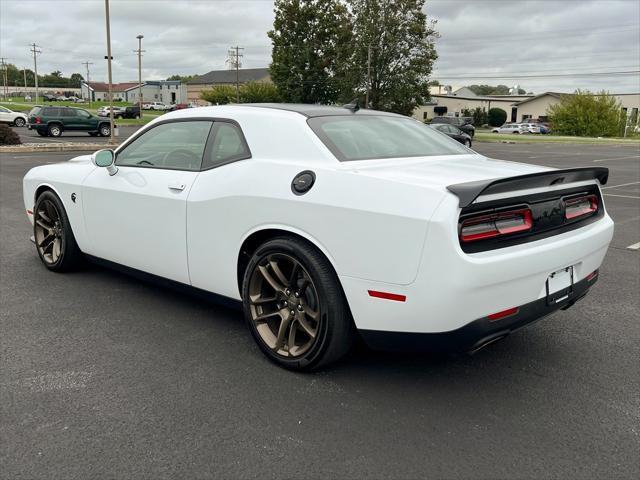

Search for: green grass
xmin=475 ymin=132 xmax=640 ymax=145
xmin=0 ymin=98 xmax=164 ymax=126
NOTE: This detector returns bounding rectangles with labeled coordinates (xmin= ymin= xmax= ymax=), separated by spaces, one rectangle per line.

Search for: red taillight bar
xmin=565 ymin=194 xmax=598 ymax=220
xmin=35 ymin=117 xmax=42 ymax=124
xmin=460 ymin=208 xmax=533 ymax=243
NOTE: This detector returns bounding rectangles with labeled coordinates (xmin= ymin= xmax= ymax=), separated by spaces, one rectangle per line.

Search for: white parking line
xmin=603 ymin=194 xmax=640 ymax=199
xmin=627 ymin=242 xmax=640 ymax=251
xmin=602 ymin=181 xmax=640 ymax=190
xmin=593 ymin=155 xmax=640 ymax=163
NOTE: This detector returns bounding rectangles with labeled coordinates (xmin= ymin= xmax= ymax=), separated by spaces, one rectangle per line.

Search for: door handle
xmin=168 ymin=182 xmax=186 ymax=192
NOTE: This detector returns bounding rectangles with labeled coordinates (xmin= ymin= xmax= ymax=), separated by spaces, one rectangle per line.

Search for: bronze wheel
xmin=33 ymin=190 xmax=82 ymax=272
xmin=248 ymin=253 xmax=320 ymax=358
xmin=35 ymin=199 xmax=64 ymax=265
xmin=242 ymin=236 xmax=353 ymax=371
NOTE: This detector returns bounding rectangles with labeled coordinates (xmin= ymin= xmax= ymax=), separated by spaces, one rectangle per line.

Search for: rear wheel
xmin=33 ymin=191 xmax=82 ymax=272
xmin=242 ymin=237 xmax=353 ymax=371
xmin=464 ymin=138 xmax=472 ymax=147
xmin=47 ymin=124 xmax=62 ymax=137
xmin=13 ymin=117 xmax=26 ymax=127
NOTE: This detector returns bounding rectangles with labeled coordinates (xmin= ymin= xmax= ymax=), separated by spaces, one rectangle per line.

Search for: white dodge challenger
xmin=23 ymin=104 xmax=614 ymax=370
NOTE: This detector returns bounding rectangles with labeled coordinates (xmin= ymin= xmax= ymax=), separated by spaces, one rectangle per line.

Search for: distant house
xmin=187 ymin=68 xmax=271 ymax=105
xmin=81 ymin=80 xmax=187 ymax=104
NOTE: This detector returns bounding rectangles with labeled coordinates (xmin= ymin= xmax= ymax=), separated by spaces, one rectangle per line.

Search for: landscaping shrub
xmin=548 ymin=90 xmax=624 ymax=137
xmin=200 ymin=82 xmax=281 ymax=105
xmin=488 ymin=108 xmax=507 ymax=127
xmin=0 ymin=124 xmax=22 ymax=145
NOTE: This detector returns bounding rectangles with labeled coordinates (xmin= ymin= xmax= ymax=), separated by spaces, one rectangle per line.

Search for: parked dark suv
xmin=430 ymin=116 xmax=475 ymax=138
xmin=27 ymin=106 xmax=113 ymax=137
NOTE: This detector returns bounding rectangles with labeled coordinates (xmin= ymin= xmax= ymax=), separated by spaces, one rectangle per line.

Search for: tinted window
xmin=116 ymin=121 xmax=212 ymax=171
xmin=308 ymin=116 xmax=468 ymax=162
xmin=0 ymin=107 xmax=9 ymax=113
xmin=202 ymin=122 xmax=251 ymax=169
xmin=28 ymin=107 xmax=42 ymax=117
xmin=42 ymin=108 xmax=61 ymax=117
xmin=60 ymin=109 xmax=74 ymax=117
xmin=75 ymin=109 xmax=91 ymax=118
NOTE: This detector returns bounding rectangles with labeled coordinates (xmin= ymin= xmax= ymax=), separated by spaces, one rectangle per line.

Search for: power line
xmin=81 ymin=61 xmax=93 ymax=106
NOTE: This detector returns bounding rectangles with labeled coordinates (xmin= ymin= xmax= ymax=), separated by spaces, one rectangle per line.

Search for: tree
xmin=200 ymin=82 xmax=282 ymax=104
xmin=268 ymin=0 xmax=353 ymax=104
xmin=200 ymin=85 xmax=236 ymax=105
xmin=167 ymin=74 xmax=199 ymax=83
xmin=346 ymin=0 xmax=438 ymax=115
xmin=548 ymin=90 xmax=624 ymax=137
xmin=240 ymin=81 xmax=281 ymax=103
xmin=70 ymin=73 xmax=84 ymax=87
xmin=488 ymin=107 xmax=507 ymax=126
xmin=468 ymin=84 xmax=527 ymax=96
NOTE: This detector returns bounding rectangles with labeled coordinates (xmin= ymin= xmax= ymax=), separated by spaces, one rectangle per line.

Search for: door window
xmin=75 ymin=109 xmax=91 ymax=119
xmin=0 ymin=107 xmax=9 ymax=113
xmin=116 ymin=121 xmax=212 ymax=171
xmin=202 ymin=121 xmax=251 ymax=169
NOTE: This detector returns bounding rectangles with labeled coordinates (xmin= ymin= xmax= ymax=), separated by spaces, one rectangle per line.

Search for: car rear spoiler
xmin=447 ymin=167 xmax=609 ymax=208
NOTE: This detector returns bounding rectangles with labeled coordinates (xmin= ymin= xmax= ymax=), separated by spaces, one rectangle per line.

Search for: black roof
xmin=188 ymin=68 xmax=271 ymax=85
xmin=238 ymin=103 xmax=403 ymax=118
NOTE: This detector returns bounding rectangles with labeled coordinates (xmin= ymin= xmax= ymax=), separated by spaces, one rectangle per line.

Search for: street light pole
xmin=104 ymin=0 xmax=115 ymax=144
xmin=136 ymin=35 xmax=144 ymax=121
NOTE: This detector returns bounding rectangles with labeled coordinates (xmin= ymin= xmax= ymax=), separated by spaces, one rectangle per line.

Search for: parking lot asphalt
xmin=1 ymin=144 xmax=639 ymax=479
xmin=12 ymin=125 xmax=141 ymax=145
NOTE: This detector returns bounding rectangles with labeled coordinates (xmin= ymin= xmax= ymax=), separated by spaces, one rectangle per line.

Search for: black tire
xmin=14 ymin=117 xmax=26 ymax=127
xmin=37 ymin=130 xmax=48 ymax=137
xmin=242 ymin=236 xmax=353 ymax=371
xmin=47 ymin=123 xmax=63 ymax=137
xmin=33 ymin=190 xmax=83 ymax=272
xmin=88 ymin=132 xmax=98 ymax=137
xmin=464 ymin=138 xmax=472 ymax=147
xmin=99 ymin=124 xmax=110 ymax=137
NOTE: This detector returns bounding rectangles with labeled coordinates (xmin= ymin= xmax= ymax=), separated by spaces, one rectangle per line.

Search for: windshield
xmin=308 ymin=115 xmax=469 ymax=161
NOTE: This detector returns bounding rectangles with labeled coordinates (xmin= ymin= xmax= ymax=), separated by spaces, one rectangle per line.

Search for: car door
xmin=71 ymin=108 xmax=95 ymax=131
xmin=81 ymin=119 xmax=213 ymax=284
xmin=0 ymin=106 xmax=10 ymax=123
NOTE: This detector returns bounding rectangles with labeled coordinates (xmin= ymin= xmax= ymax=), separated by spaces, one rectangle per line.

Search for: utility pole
xmin=135 ymin=35 xmax=144 ymax=120
xmin=23 ymin=67 xmax=27 ymax=91
xmin=365 ymin=44 xmax=372 ymax=109
xmin=0 ymin=58 xmax=7 ymax=100
xmin=30 ymin=43 xmax=41 ymax=104
xmin=229 ymin=46 xmax=244 ymax=103
xmin=81 ymin=61 xmax=93 ymax=107
xmin=104 ymin=0 xmax=115 ymax=144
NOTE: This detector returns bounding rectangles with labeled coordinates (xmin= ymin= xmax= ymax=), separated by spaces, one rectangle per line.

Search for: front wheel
xmin=14 ymin=117 xmax=26 ymax=127
xmin=99 ymin=124 xmax=111 ymax=137
xmin=33 ymin=191 xmax=83 ymax=272
xmin=242 ymin=237 xmax=353 ymax=371
xmin=464 ymin=138 xmax=472 ymax=147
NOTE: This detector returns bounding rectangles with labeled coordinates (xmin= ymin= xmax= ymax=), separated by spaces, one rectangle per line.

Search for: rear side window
xmin=308 ymin=115 xmax=468 ymax=162
xmin=60 ymin=109 xmax=74 ymax=117
xmin=42 ymin=107 xmax=61 ymax=117
xmin=202 ymin=121 xmax=251 ymax=169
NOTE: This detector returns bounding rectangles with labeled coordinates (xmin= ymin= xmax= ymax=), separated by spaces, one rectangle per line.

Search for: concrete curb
xmin=1 ymin=143 xmax=119 ymax=153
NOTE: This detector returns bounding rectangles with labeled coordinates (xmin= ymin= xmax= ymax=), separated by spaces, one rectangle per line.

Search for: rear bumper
xmin=360 ymin=272 xmax=598 ymax=353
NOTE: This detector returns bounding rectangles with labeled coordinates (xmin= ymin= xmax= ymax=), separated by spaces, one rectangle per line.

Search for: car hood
xmin=339 ymin=154 xmax=551 ymax=189
xmin=68 ymin=154 xmax=93 ymax=164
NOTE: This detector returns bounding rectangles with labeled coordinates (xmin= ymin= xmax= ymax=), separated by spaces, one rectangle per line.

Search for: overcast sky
xmin=1 ymin=0 xmax=638 ymax=94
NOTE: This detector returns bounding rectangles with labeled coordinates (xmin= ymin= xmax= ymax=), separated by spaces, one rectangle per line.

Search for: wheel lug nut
xmin=297 ymin=304 xmax=303 ymax=311
xmin=285 ymin=289 xmax=291 ymax=295
xmin=290 ymin=310 xmax=295 ymax=315
xmin=294 ymin=292 xmax=299 ymax=297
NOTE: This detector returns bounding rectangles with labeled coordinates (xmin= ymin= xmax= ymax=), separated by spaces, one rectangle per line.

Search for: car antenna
xmin=342 ymin=98 xmax=360 ymax=113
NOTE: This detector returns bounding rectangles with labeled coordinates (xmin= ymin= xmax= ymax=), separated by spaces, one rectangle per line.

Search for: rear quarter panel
xmin=186 ymin=159 xmax=447 ymax=299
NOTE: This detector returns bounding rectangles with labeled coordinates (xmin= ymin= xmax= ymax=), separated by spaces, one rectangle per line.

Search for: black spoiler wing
xmin=447 ymin=167 xmax=609 ymax=208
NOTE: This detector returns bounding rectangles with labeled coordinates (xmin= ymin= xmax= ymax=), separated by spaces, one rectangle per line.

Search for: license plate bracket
xmin=546 ymin=266 xmax=574 ymax=305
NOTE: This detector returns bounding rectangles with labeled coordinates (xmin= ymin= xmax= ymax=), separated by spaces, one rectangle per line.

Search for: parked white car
xmin=97 ymin=106 xmax=125 ymax=118
xmin=144 ymin=101 xmax=170 ymax=111
xmin=22 ymin=104 xmax=614 ymax=370
xmin=520 ymin=123 xmax=541 ymax=134
xmin=492 ymin=123 xmax=527 ymax=134
xmin=0 ymin=106 xmax=28 ymax=127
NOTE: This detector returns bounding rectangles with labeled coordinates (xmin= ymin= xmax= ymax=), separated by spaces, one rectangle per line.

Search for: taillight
xmin=35 ymin=117 xmax=41 ymax=124
xmin=565 ymin=194 xmax=598 ymax=220
xmin=460 ymin=208 xmax=533 ymax=243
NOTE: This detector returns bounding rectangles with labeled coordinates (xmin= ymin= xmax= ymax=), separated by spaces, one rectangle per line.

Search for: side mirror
xmin=91 ymin=149 xmax=118 ymax=176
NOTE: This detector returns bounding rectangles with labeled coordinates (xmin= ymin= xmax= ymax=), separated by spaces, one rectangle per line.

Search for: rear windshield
xmin=28 ymin=106 xmax=42 ymax=117
xmin=308 ymin=115 xmax=468 ymax=161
